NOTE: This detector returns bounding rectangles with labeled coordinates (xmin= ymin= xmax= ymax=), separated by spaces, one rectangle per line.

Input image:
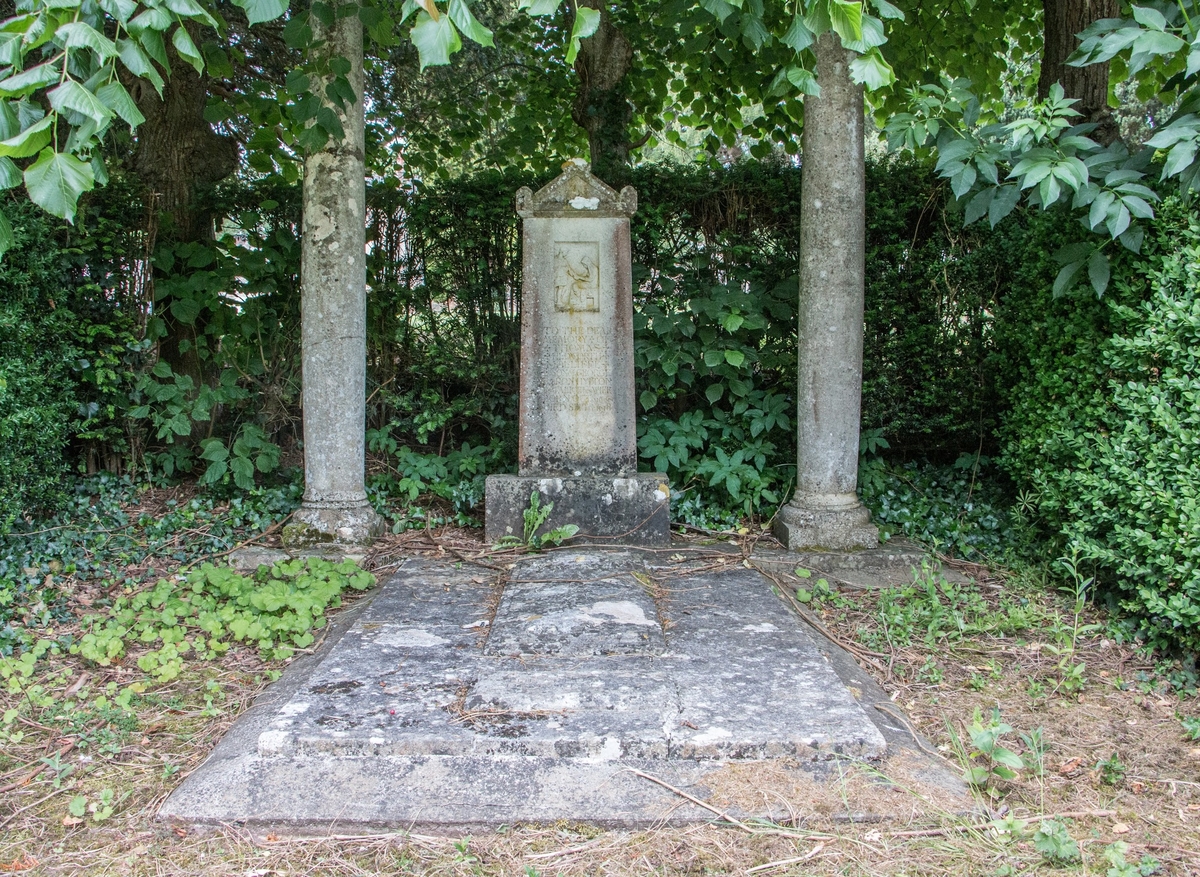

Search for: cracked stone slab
xmin=162 ymin=550 xmax=900 ymax=830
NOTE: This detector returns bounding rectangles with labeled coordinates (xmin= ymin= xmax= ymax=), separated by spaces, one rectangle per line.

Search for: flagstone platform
xmin=160 ymin=548 xmax=963 ymax=833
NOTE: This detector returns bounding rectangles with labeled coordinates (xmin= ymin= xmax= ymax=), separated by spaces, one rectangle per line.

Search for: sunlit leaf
xmin=23 ymin=148 xmax=95 ymax=223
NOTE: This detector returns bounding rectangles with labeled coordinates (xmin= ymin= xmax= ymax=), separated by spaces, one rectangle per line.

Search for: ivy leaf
xmin=232 ymin=0 xmax=288 ymax=25
xmin=447 ymin=0 xmax=493 ymax=47
xmin=410 ymin=11 xmax=462 ymax=69
xmin=24 ymin=148 xmax=95 ymax=223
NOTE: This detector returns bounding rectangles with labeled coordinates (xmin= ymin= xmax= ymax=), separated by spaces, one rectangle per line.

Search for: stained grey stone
xmin=160 ymin=550 xmax=965 ymax=833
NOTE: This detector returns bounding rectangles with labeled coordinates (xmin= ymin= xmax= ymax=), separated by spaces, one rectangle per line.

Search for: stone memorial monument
xmin=485 ymin=160 xmax=669 ymax=546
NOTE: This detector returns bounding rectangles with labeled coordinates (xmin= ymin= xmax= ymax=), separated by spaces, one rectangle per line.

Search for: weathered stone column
xmin=284 ymin=5 xmax=383 ymax=547
xmin=774 ymin=32 xmax=879 ymax=552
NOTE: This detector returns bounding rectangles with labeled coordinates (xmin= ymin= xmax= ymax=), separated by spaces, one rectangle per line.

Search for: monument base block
xmin=773 ymin=500 xmax=879 ymax=551
xmin=283 ymin=501 xmax=386 ymax=547
xmin=485 ymin=473 xmax=670 ymax=547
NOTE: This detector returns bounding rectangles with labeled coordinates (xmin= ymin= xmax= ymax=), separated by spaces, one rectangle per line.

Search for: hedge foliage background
xmin=2 ymin=159 xmax=1197 ymax=652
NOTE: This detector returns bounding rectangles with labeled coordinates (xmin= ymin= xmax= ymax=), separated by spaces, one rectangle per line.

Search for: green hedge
xmin=998 ymin=199 xmax=1200 ymax=653
xmin=0 ymin=199 xmax=139 ymax=530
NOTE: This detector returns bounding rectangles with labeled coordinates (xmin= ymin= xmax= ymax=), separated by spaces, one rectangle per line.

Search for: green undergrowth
xmin=75 ymin=558 xmax=376 ymax=682
xmin=0 ymin=474 xmax=302 ymax=656
xmin=858 ymin=453 xmax=1021 ymax=561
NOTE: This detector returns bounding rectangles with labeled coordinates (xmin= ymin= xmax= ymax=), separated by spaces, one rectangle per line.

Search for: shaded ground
xmin=2 ymin=519 xmax=1199 ymax=875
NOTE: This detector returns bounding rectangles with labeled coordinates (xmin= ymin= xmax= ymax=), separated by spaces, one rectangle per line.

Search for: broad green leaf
xmin=517 ymin=0 xmax=561 ymax=15
xmin=0 ymin=155 xmax=18 ymax=189
xmin=172 ymin=26 xmax=204 ymax=74
xmin=0 ymin=63 xmax=60 ymax=98
xmin=1130 ymin=5 xmax=1167 ymax=30
xmin=829 ymin=0 xmax=863 ymax=43
xmin=56 ymin=22 xmax=118 ymax=59
xmin=785 ymin=64 xmax=819 ymax=96
xmin=781 ymin=15 xmax=813 ymax=52
xmin=233 ymin=0 xmax=288 ymax=25
xmin=0 ymin=32 xmax=18 ymax=68
xmin=0 ymin=114 xmax=52 ymax=158
xmin=639 ymin=390 xmax=657 ymax=410
xmin=23 ymin=148 xmax=95 ymax=223
xmin=0 ymin=206 xmax=12 ymax=258
xmin=703 ymin=349 xmax=724 ymax=367
xmin=129 ymin=5 xmax=172 ymax=33
xmin=1131 ymin=29 xmax=1186 ymax=57
xmin=724 ymin=349 xmax=745 ymax=367
xmin=963 ymin=187 xmax=992 ymax=225
xmin=410 ymin=11 xmax=461 ymax=69
xmin=566 ymin=6 xmax=600 ymax=64
xmin=1086 ymin=249 xmax=1110 ymax=295
xmin=705 ymin=382 xmax=724 ymax=404
xmin=98 ymin=0 xmax=138 ymax=23
xmin=849 ymin=48 xmax=894 ymax=90
xmin=96 ymin=81 xmax=144 ymax=128
xmin=870 ymin=0 xmax=903 ymax=19
xmin=1052 ymin=259 xmax=1083 ymax=297
xmin=0 ymin=101 xmax=20 ymax=141
xmin=988 ymin=184 xmax=1021 ymax=226
xmin=48 ymin=79 xmax=114 ymax=128
xmin=448 ymin=0 xmax=493 ymax=47
xmin=140 ymin=29 xmax=169 ymax=67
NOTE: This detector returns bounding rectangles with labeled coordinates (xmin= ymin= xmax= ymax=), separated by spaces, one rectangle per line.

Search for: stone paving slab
xmin=161 ymin=549 xmax=952 ymax=832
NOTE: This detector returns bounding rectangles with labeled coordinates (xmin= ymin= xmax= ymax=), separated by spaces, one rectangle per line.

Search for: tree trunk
xmin=1038 ymin=0 xmax=1120 ymax=144
xmin=129 ymin=30 xmax=240 ymax=435
xmin=773 ymin=31 xmax=878 ymax=552
xmin=285 ymin=1 xmax=382 ymax=545
xmin=571 ymin=0 xmax=634 ymax=184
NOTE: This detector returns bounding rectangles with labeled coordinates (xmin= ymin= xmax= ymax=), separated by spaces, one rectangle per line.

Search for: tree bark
xmin=773 ymin=32 xmax=878 ymax=552
xmin=571 ymin=0 xmax=634 ymax=184
xmin=285 ymin=1 xmax=382 ymax=545
xmin=1038 ymin=0 xmax=1120 ymax=144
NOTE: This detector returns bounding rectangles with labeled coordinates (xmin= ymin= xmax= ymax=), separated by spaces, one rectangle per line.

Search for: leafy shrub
xmin=1000 ymin=200 xmax=1200 ymax=653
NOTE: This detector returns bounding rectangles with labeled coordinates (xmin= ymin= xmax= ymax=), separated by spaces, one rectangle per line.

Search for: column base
xmin=485 ymin=473 xmax=670 ymax=547
xmin=773 ymin=499 xmax=879 ymax=552
xmin=282 ymin=501 xmax=386 ymax=548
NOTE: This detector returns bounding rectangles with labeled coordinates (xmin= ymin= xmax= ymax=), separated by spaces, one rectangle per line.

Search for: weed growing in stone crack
xmin=496 ymin=492 xmax=579 ymax=551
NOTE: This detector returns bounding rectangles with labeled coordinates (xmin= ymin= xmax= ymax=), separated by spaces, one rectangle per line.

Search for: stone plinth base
xmin=282 ymin=501 xmax=385 ymax=548
xmin=773 ymin=500 xmax=879 ymax=551
xmin=485 ymin=474 xmax=669 ymax=547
